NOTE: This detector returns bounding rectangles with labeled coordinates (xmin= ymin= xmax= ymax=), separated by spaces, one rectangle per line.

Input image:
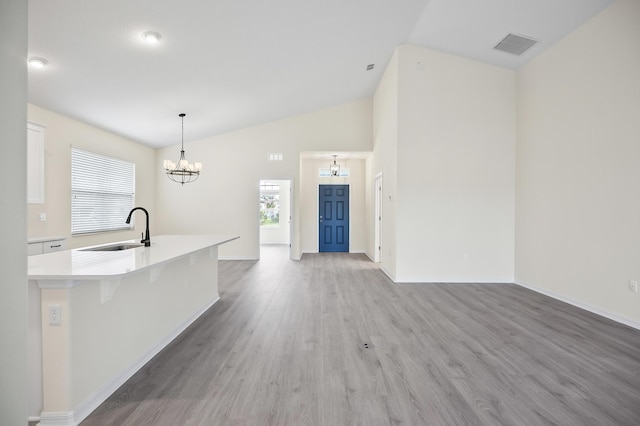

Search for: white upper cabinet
xmin=27 ymin=122 xmax=45 ymax=204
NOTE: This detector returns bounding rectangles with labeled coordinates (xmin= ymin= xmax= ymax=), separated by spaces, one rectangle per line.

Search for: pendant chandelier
xmin=164 ymin=113 xmax=202 ymax=185
xmin=330 ymin=155 xmax=341 ymax=177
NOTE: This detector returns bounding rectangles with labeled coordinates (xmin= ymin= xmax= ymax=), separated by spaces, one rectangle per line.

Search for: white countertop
xmin=28 ymin=234 xmax=238 ymax=282
xmin=28 ymin=236 xmax=67 ymax=244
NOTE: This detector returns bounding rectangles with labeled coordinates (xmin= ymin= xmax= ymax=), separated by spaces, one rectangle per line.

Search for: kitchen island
xmin=28 ymin=235 xmax=238 ymax=426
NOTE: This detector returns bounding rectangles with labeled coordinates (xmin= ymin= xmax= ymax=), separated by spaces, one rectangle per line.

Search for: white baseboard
xmin=70 ymin=297 xmax=220 ymax=425
xmin=218 ymin=257 xmax=259 ymax=261
xmin=515 ymin=280 xmax=640 ymax=331
xmin=299 ymin=250 xmax=368 ymax=256
xmin=395 ymin=277 xmax=515 ymax=284
xmin=37 ymin=411 xmax=75 ymax=426
xmin=380 ymin=266 xmax=396 ymax=282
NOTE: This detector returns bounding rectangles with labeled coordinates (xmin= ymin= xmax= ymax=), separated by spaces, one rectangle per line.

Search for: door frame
xmin=258 ymin=178 xmax=295 ymax=260
xmin=317 ymin=183 xmax=351 ymax=253
xmin=374 ymin=173 xmax=382 ymax=263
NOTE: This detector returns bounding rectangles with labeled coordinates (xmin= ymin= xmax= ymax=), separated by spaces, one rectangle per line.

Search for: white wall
xmin=373 ymin=45 xmax=516 ymax=283
xmin=155 ymin=99 xmax=373 ymax=260
xmin=260 ymin=180 xmax=291 ymax=245
xmin=516 ymin=0 xmax=640 ymax=326
xmin=371 ymin=50 xmax=399 ymax=277
xmin=396 ymin=45 xmax=516 ymax=282
xmin=300 ymin=158 xmax=368 ymax=254
xmin=27 ymin=104 xmax=157 ymax=249
xmin=0 ymin=1 xmax=28 ymax=423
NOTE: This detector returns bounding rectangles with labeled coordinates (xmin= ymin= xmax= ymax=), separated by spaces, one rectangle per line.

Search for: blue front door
xmin=319 ymin=185 xmax=349 ymax=252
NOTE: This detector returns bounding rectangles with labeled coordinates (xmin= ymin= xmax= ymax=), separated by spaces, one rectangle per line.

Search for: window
xmin=260 ymin=183 xmax=280 ymax=228
xmin=319 ymin=167 xmax=350 ymax=177
xmin=71 ymin=148 xmax=135 ymax=235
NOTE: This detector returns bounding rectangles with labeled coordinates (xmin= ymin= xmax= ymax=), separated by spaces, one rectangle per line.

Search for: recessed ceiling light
xmin=28 ymin=57 xmax=48 ymax=69
xmin=142 ymin=31 xmax=161 ymax=44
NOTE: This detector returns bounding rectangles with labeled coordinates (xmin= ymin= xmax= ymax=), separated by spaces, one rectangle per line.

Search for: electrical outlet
xmin=39 ymin=212 xmax=46 ymax=222
xmin=48 ymin=305 xmax=62 ymax=325
xmin=629 ymin=280 xmax=638 ymax=293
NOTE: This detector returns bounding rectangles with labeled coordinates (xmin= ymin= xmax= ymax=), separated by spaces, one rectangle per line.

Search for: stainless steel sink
xmin=81 ymin=243 xmax=144 ymax=252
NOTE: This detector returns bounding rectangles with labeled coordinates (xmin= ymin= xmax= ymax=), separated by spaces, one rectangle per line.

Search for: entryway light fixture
xmin=164 ymin=113 xmax=202 ymax=185
xmin=330 ymin=155 xmax=341 ymax=177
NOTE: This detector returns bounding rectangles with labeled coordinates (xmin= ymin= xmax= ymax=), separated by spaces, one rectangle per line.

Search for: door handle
xmin=319 ymin=215 xmax=323 ymax=223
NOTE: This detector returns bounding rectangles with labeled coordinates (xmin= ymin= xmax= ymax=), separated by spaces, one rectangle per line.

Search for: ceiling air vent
xmin=494 ymin=34 xmax=538 ymax=56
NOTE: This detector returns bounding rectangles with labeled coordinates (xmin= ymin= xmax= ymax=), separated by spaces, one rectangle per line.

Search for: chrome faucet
xmin=125 ymin=207 xmax=151 ymax=247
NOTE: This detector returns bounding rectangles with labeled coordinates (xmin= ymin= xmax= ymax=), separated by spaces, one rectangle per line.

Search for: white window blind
xmin=71 ymin=148 xmax=135 ymax=235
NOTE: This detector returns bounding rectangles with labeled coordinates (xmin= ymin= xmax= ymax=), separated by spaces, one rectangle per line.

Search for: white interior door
xmin=374 ymin=173 xmax=382 ymax=263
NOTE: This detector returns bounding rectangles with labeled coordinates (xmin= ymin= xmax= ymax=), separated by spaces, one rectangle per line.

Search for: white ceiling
xmin=27 ymin=0 xmax=613 ymax=148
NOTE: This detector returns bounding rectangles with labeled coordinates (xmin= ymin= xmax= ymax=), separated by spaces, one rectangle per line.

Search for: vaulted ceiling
xmin=27 ymin=0 xmax=613 ymax=148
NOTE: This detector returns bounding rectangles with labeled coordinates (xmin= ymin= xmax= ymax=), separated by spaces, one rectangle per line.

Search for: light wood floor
xmin=81 ymin=246 xmax=640 ymax=425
